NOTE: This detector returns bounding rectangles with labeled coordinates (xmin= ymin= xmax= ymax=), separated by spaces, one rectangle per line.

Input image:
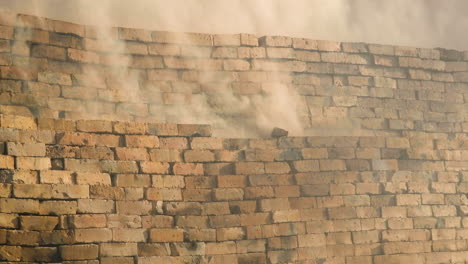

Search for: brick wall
xmin=0 ymin=12 xmax=466 ymax=137
xmin=1 ymin=11 xmax=468 ymax=264
xmin=0 ymin=115 xmax=468 ymax=263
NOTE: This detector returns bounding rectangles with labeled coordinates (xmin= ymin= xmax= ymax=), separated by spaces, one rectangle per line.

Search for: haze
xmin=1 ymin=0 xmax=467 ymax=50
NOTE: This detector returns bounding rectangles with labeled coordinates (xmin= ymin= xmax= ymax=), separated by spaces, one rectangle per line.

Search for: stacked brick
xmin=0 ymin=114 xmax=468 ymax=263
xmin=0 ymin=11 xmax=466 ymax=136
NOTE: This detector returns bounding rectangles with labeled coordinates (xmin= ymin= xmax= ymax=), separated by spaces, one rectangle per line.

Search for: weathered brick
xmin=149 ymin=228 xmax=184 ymax=242
xmin=60 ymin=244 xmax=98 ymax=260
xmin=20 ymin=216 xmax=58 ymax=231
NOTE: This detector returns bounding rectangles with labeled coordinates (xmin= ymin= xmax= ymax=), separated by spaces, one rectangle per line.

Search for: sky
xmin=1 ymin=0 xmax=467 ymax=50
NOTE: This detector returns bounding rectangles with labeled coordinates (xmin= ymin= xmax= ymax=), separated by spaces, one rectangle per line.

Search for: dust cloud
xmin=2 ymin=0 xmax=468 ymax=49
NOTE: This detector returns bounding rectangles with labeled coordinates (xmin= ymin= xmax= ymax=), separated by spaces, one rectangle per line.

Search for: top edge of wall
xmin=1 ymin=10 xmax=467 ymax=60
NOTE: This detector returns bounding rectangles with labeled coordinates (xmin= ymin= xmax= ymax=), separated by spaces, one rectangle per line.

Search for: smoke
xmin=2 ymin=0 xmax=468 ymax=137
xmin=2 ymin=0 xmax=468 ymax=49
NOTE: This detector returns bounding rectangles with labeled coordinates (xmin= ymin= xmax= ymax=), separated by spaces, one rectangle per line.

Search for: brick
xmin=206 ymin=241 xmax=237 ymax=255
xmin=60 ymin=244 xmax=98 ymax=260
xmin=76 ymin=172 xmax=111 ymax=185
xmin=159 ymin=137 xmax=188 ymax=148
xmin=173 ymin=163 xmax=204 ymax=175
xmin=69 ymin=214 xmax=107 ymax=228
xmin=75 ymin=228 xmax=112 ymax=242
xmin=117 ymin=200 xmax=152 ymax=215
xmin=20 ymin=216 xmax=58 ymax=231
xmin=319 ymin=160 xmax=346 ymax=171
xmin=76 ymin=120 xmax=112 ymax=133
xmin=0 ymin=155 xmax=14 ymax=169
xmin=214 ymin=188 xmax=244 ymax=201
xmin=140 ymin=161 xmax=170 ymax=174
xmin=125 ymin=135 xmax=159 ymax=148
xmin=149 ymin=149 xmax=182 ymax=162
xmin=39 ymin=200 xmax=77 ymax=215
xmin=147 ymin=188 xmax=182 ymax=201
xmin=113 ymin=121 xmax=147 ymax=134
xmin=218 ymin=175 xmax=247 ymax=188
xmin=264 ymin=162 xmax=290 ymax=174
xmin=259 ymin=36 xmax=292 ymax=47
xmin=115 ymin=147 xmax=148 ymax=160
xmin=272 ymin=210 xmax=301 ymax=223
xmin=78 ymin=199 xmax=114 ymax=213
xmin=149 ymin=228 xmax=184 ymax=242
xmin=0 ymin=245 xmax=21 ymax=261
xmin=100 ymin=243 xmax=138 ymax=257
xmin=113 ymin=228 xmax=146 ymax=242
xmin=79 ymin=146 xmax=114 ymax=160
xmin=184 ymin=150 xmax=215 ymax=162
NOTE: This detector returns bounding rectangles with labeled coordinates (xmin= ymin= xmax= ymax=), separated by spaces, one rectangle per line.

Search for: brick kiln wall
xmin=0 ymin=11 xmax=467 ymax=264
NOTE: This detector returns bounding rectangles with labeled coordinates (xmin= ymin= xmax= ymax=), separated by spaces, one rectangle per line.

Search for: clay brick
xmin=113 ymin=228 xmax=146 ymax=242
xmin=264 ymin=162 xmax=291 ymax=174
xmin=159 ymin=137 xmax=188 ymax=148
xmin=184 ymin=150 xmax=215 ymax=162
xmin=190 ymin=137 xmax=223 ymax=149
xmin=177 ymin=124 xmax=212 ymax=137
xmin=319 ymin=159 xmax=346 ymax=171
xmin=149 ymin=149 xmax=182 ymax=162
xmin=235 ymin=162 xmax=265 ymax=174
xmin=60 ymin=244 xmax=98 ymax=260
xmin=330 ymin=183 xmax=355 ymax=195
xmin=100 ymin=243 xmax=138 ymax=257
xmin=39 ymin=200 xmax=77 ymax=215
xmin=173 ymin=162 xmax=204 ymax=175
xmin=140 ymin=161 xmax=170 ymax=174
xmin=116 ymin=147 xmax=148 ymax=161
xmin=20 ymin=216 xmax=58 ymax=231
xmin=76 ymin=172 xmax=111 ymax=185
xmin=149 ymin=228 xmax=184 ymax=242
xmin=75 ymin=228 xmax=112 ymax=242
xmin=13 ymin=184 xmax=51 ymax=199
xmin=49 ymin=184 xmax=89 ymax=199
xmin=213 ymin=188 xmax=244 ymax=201
xmin=0 ymin=245 xmax=21 ymax=261
xmin=76 ymin=120 xmax=112 ymax=133
xmin=272 ymin=210 xmax=301 ymax=223
xmin=117 ymin=200 xmax=152 ymax=215
xmin=113 ymin=121 xmax=147 ymax=134
xmin=0 ymin=155 xmax=14 ymax=169
xmin=217 ymin=227 xmax=245 ymax=241
xmin=141 ymin=215 xmax=174 ymax=228
xmin=124 ymin=135 xmax=159 ymax=148
xmin=20 ymin=246 xmax=59 ymax=262
xmin=206 ymin=241 xmax=237 ymax=255
xmin=165 ymin=202 xmax=202 ymax=215
xmin=218 ymin=175 xmax=246 ymax=188
xmin=69 ymin=214 xmax=107 ymax=228
xmin=16 ymin=156 xmax=50 ymax=170
xmin=114 ymin=174 xmax=150 ymax=187
xmin=153 ymin=175 xmax=185 ymax=188
xmin=78 ymin=199 xmax=114 ymax=213
xmin=90 ymin=185 xmax=125 ymax=200
xmin=147 ymin=188 xmax=182 ymax=201
xmin=106 ymin=215 xmax=140 ymax=229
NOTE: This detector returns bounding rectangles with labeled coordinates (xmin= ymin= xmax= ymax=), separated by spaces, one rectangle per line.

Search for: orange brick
xmin=149 ymin=228 xmax=184 ymax=242
xmin=173 ymin=163 xmax=204 ymax=175
xmin=125 ymin=135 xmax=159 ymax=148
xmin=115 ymin=148 xmax=149 ymax=161
xmin=140 ymin=161 xmax=170 ymax=174
xmin=235 ymin=162 xmax=265 ymax=174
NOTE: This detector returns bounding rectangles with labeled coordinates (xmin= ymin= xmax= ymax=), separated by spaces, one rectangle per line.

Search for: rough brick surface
xmin=0 ymin=12 xmax=467 ymax=264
